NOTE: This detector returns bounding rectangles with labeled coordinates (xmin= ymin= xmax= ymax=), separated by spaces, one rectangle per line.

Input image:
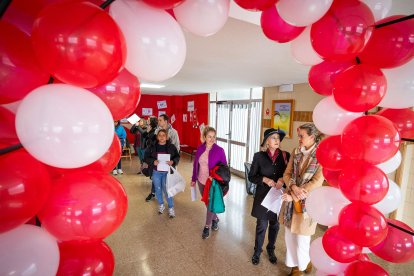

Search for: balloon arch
xmin=0 ymin=0 xmax=413 ymax=275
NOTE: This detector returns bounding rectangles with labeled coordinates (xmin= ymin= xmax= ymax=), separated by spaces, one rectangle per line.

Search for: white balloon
xmin=362 ymin=0 xmax=393 ymax=21
xmin=174 ymin=0 xmax=230 ymax=37
xmin=110 ymin=0 xmax=187 ymax=82
xmin=376 ymin=150 xmax=401 ymax=174
xmin=306 ymin=186 xmax=350 ymax=226
xmin=0 ymin=225 xmax=59 ymax=276
xmin=379 ymin=59 xmax=414 ymax=108
xmin=1 ymin=100 xmax=21 ymax=114
xmin=373 ymin=178 xmax=402 ymax=214
xmin=291 ymin=27 xmax=323 ymax=66
xmin=313 ymin=96 xmax=363 ymax=135
xmin=310 ymin=237 xmax=349 ymax=275
xmin=277 ymin=0 xmax=333 ymax=27
xmin=15 ymin=84 xmax=114 ymax=168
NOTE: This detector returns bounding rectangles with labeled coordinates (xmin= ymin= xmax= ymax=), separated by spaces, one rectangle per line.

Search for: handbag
xmin=166 ymin=166 xmax=186 ymax=197
xmin=293 ymin=199 xmax=304 ymax=213
xmin=208 ymin=179 xmax=225 ymax=213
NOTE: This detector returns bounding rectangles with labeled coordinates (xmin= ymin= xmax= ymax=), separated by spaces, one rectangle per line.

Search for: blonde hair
xmin=298 ymin=123 xmax=323 ymax=144
xmin=202 ymin=126 xmax=216 ymax=140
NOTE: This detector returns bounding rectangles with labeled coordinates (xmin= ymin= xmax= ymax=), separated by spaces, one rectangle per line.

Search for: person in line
xmin=280 ymin=123 xmax=324 ymax=276
xmin=113 ymin=120 xmax=126 ymax=175
xmin=248 ymin=128 xmax=290 ymax=265
xmin=130 ymin=119 xmax=147 ymax=174
xmin=144 ymin=129 xmax=180 ymax=218
xmin=191 ymin=126 xmax=227 ymax=239
xmin=156 ymin=114 xmax=180 ymax=152
xmin=144 ymin=116 xmax=159 ymax=201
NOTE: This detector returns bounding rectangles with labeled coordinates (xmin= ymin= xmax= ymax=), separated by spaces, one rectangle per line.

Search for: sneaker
xmin=158 ymin=204 xmax=165 ymax=214
xmin=117 ymin=169 xmax=123 ymax=174
xmin=212 ymin=219 xmax=219 ymax=231
xmin=168 ymin=208 xmax=175 ymax=218
xmin=145 ymin=193 xmax=155 ymax=202
xmin=202 ymin=227 xmax=210 ymax=239
xmin=112 ymin=169 xmax=118 ymax=175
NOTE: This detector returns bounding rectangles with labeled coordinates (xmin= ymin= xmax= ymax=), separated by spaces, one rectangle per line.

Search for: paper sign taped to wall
xmin=127 ymin=114 xmax=140 ymax=125
xmin=157 ymin=100 xmax=167 ymax=109
xmin=142 ymin=108 xmax=153 ymax=116
xmin=187 ymin=101 xmax=194 ymax=111
xmin=183 ymin=114 xmax=187 ymax=122
xmin=171 ymin=114 xmax=176 ymax=124
xmin=158 ymin=110 xmax=166 ymax=117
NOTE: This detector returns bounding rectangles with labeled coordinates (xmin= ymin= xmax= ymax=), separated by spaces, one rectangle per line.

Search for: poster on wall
xmin=158 ymin=110 xmax=166 ymax=117
xmin=142 ymin=108 xmax=153 ymax=116
xmin=157 ymin=100 xmax=167 ymax=109
xmin=183 ymin=114 xmax=187 ymax=122
xmin=187 ymin=101 xmax=194 ymax=111
xmin=272 ymin=100 xmax=294 ymax=138
xmin=170 ymin=114 xmax=176 ymax=124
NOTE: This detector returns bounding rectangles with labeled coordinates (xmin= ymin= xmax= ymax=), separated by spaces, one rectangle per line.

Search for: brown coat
xmin=279 ymin=148 xmax=324 ymax=236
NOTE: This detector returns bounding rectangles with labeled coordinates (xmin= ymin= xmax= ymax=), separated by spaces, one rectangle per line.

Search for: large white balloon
xmin=174 ymin=0 xmax=230 ymax=37
xmin=379 ymin=59 xmax=414 ymax=108
xmin=313 ymin=96 xmax=363 ymax=135
xmin=110 ymin=0 xmax=187 ymax=82
xmin=376 ymin=150 xmax=401 ymax=174
xmin=373 ymin=178 xmax=402 ymax=214
xmin=0 ymin=225 xmax=59 ymax=276
xmin=277 ymin=0 xmax=333 ymax=27
xmin=310 ymin=237 xmax=348 ymax=275
xmin=291 ymin=27 xmax=323 ymax=66
xmin=15 ymin=84 xmax=114 ymax=168
xmin=306 ymin=186 xmax=350 ymax=226
xmin=362 ymin=0 xmax=392 ymax=21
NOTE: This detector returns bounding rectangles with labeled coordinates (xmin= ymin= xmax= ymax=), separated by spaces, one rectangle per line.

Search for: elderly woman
xmin=248 ymin=128 xmax=290 ymax=265
xmin=280 ymin=123 xmax=324 ymax=276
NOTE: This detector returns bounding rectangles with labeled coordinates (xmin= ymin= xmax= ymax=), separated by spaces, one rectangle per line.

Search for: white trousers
xmin=284 ymin=226 xmax=311 ymax=271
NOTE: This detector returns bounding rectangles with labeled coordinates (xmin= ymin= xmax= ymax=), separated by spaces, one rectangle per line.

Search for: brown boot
xmin=304 ymin=262 xmax=312 ymax=274
xmin=288 ymin=266 xmax=303 ymax=276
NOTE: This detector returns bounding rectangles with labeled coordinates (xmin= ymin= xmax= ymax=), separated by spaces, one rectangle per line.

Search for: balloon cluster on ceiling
xmin=0 ymin=0 xmax=413 ymax=275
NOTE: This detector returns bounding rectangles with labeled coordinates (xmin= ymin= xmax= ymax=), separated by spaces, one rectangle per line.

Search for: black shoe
xmin=202 ymin=227 xmax=210 ymax=239
xmin=212 ymin=219 xmax=219 ymax=231
xmin=145 ymin=193 xmax=155 ymax=202
xmin=251 ymin=253 xmax=260 ymax=265
xmin=267 ymin=250 xmax=277 ymax=264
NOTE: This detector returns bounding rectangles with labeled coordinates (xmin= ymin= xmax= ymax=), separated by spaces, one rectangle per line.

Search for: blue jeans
xmin=152 ymin=170 xmax=173 ymax=208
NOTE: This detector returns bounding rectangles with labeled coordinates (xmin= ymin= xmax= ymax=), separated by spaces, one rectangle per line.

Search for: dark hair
xmin=157 ymin=129 xmax=168 ymax=137
xmin=159 ymin=114 xmax=169 ymax=122
xmin=298 ymin=123 xmax=323 ymax=144
xmin=149 ymin=116 xmax=157 ymax=128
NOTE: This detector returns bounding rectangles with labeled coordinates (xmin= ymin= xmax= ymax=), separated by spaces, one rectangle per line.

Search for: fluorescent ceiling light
xmin=140 ymin=83 xmax=165 ymax=89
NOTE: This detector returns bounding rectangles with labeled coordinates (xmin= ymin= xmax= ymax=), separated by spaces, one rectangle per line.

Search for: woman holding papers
xmin=248 ymin=128 xmax=289 ymax=265
xmin=279 ymin=123 xmax=324 ymax=276
xmin=144 ymin=129 xmax=180 ymax=218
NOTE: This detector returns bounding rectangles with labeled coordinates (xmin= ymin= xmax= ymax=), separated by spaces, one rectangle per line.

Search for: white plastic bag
xmin=166 ymin=166 xmax=186 ymax=197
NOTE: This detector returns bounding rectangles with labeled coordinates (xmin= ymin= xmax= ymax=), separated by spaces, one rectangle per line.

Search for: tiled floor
xmin=105 ymin=155 xmax=414 ymax=275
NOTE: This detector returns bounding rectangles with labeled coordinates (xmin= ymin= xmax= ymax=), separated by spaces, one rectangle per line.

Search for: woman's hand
xmin=191 ymin=181 xmax=196 ymax=187
xmin=291 ymin=185 xmax=308 ymax=200
xmin=166 ymin=161 xmax=174 ymax=165
xmin=154 ymin=160 xmax=159 ymax=166
xmin=281 ymin=193 xmax=293 ymax=202
xmin=275 ymin=178 xmax=284 ymax=189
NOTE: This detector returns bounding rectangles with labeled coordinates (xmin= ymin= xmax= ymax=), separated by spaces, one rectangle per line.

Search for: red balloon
xmin=323 ymin=225 xmax=362 ymax=263
xmin=315 ymin=135 xmax=345 ymax=170
xmin=142 ymin=0 xmax=186 ymax=9
xmin=89 ymin=69 xmax=141 ymax=120
xmin=339 ymin=202 xmax=388 ymax=247
xmin=308 ymin=59 xmax=355 ymax=96
xmin=359 ymin=15 xmax=414 ymax=69
xmin=234 ymin=0 xmax=279 ymax=12
xmin=38 ymin=171 xmax=128 ymax=241
xmin=0 ymin=107 xmax=19 ymax=145
xmin=341 ymin=115 xmax=400 ymax=164
xmin=370 ymin=219 xmax=414 ymax=263
xmin=260 ymin=6 xmax=304 ymax=43
xmin=322 ymin=168 xmax=341 ymax=188
xmin=0 ymin=21 xmax=50 ymax=104
xmin=311 ymin=0 xmax=374 ymax=60
xmin=339 ymin=161 xmax=388 ymax=204
xmin=333 ymin=64 xmax=387 ymax=112
xmin=31 ymin=1 xmax=126 ymax=88
xmin=57 ymin=241 xmax=114 ymax=275
xmin=344 ymin=261 xmax=389 ymax=276
xmin=377 ymin=108 xmax=414 ymax=139
xmin=0 ymin=148 xmax=51 ymax=233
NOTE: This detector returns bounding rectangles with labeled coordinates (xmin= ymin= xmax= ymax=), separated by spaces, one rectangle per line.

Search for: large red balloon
xmin=338 ymin=161 xmax=389 ymax=204
xmin=339 ymin=202 xmax=388 ymax=247
xmin=344 ymin=261 xmax=389 ymax=276
xmin=234 ymin=0 xmax=279 ymax=12
xmin=0 ymin=107 xmax=19 ymax=145
xmin=89 ymin=69 xmax=141 ymax=120
xmin=322 ymin=225 xmax=362 ymax=263
xmin=322 ymin=168 xmax=341 ymax=188
xmin=315 ymin=135 xmax=345 ymax=170
xmin=38 ymin=171 xmax=128 ymax=241
xmin=311 ymin=0 xmax=374 ymax=60
xmin=359 ymin=15 xmax=414 ymax=69
xmin=341 ymin=115 xmax=400 ymax=164
xmin=142 ymin=0 xmax=186 ymax=9
xmin=260 ymin=5 xmax=304 ymax=43
xmin=0 ymin=21 xmax=49 ymax=104
xmin=31 ymin=1 xmax=126 ymax=88
xmin=333 ymin=64 xmax=387 ymax=112
xmin=0 ymin=148 xmax=51 ymax=233
xmin=370 ymin=219 xmax=414 ymax=263
xmin=377 ymin=108 xmax=414 ymax=139
xmin=57 ymin=241 xmax=115 ymax=276
xmin=308 ymin=59 xmax=355 ymax=96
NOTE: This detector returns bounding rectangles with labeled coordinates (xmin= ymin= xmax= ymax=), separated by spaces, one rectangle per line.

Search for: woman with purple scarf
xmin=191 ymin=126 xmax=227 ymax=240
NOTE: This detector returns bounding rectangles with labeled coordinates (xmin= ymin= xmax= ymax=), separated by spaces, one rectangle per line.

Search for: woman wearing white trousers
xmin=279 ymin=123 xmax=324 ymax=276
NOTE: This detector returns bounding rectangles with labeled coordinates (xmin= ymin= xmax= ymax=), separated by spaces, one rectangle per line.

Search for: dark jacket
xmin=249 ymin=150 xmax=290 ymax=221
xmin=130 ymin=125 xmax=147 ymax=149
xmin=144 ymin=141 xmax=180 ymax=176
xmin=146 ymin=128 xmax=157 ymax=148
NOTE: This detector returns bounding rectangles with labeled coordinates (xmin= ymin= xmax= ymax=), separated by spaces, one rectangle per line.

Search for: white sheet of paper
xmin=191 ymin=186 xmax=197 ymax=201
xmin=157 ymin=154 xmax=170 ymax=172
xmin=261 ymin=187 xmax=284 ymax=216
xmin=127 ymin=114 xmax=140 ymax=125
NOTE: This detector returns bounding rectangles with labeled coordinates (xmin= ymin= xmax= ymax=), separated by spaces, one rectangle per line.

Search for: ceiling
xmin=141 ymin=1 xmax=414 ymax=95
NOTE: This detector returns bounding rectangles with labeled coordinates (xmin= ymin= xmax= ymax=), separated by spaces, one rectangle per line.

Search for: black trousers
xmin=254 ymin=218 xmax=280 ymax=254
